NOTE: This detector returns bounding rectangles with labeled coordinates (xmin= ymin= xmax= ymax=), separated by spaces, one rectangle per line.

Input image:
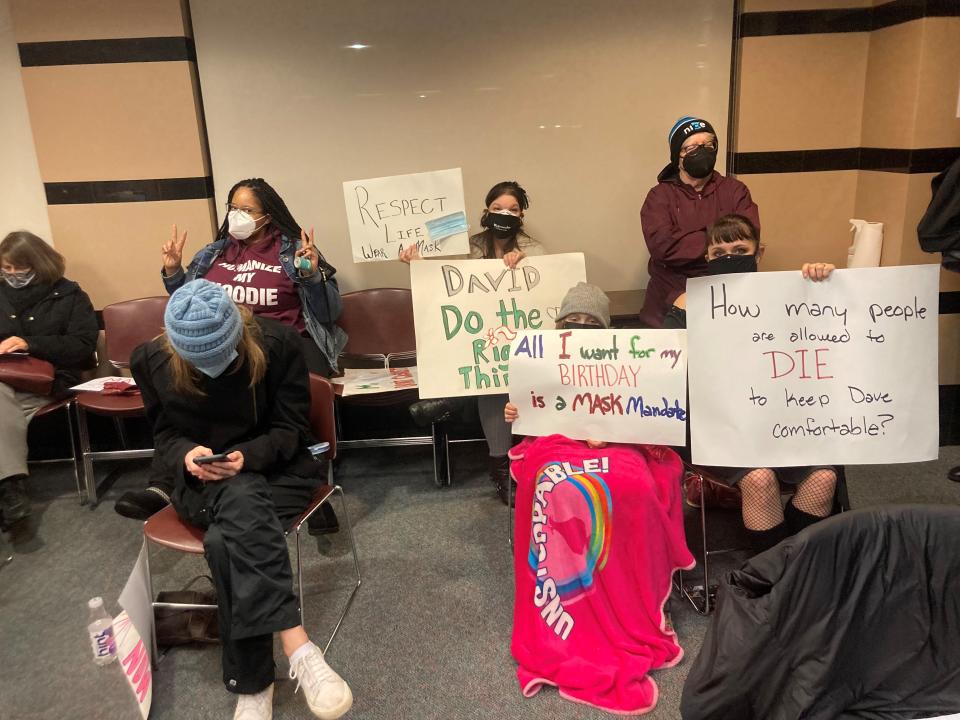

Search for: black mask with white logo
xmin=682 ymin=147 xmax=718 ymax=179
xmin=482 ymin=211 xmax=522 ymax=238
xmin=707 ymin=254 xmax=758 ymax=275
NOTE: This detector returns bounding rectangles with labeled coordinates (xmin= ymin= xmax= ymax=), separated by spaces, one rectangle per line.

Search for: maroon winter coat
xmin=639 ymin=166 xmax=760 ymax=327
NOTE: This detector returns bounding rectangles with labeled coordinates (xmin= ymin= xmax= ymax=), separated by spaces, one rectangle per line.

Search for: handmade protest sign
xmin=509 ymin=329 xmax=688 ymax=444
xmin=343 ymin=168 xmax=469 ymax=262
xmin=686 ymin=265 xmax=939 ymax=466
xmin=411 ymin=254 xmax=587 ymax=398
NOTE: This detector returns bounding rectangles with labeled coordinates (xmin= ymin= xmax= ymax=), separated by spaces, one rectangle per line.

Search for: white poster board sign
xmin=342 ymin=168 xmax=469 ymax=262
xmin=687 ymin=265 xmax=939 ymax=466
xmin=411 ymin=254 xmax=587 ymax=398
xmin=509 ymin=328 xmax=688 ymax=444
xmin=113 ymin=611 xmax=152 ymax=720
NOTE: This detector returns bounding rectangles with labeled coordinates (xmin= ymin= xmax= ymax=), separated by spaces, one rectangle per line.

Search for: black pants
xmin=172 ymin=471 xmax=319 ymax=694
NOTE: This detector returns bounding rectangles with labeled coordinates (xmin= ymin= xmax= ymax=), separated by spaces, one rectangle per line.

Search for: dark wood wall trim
xmin=45 ymin=177 xmax=214 ymax=205
xmin=941 ymin=291 xmax=960 ymax=315
xmin=741 ymin=0 xmax=960 ymax=37
xmin=731 ymin=146 xmax=960 ymax=174
xmin=18 ymin=37 xmax=196 ymax=67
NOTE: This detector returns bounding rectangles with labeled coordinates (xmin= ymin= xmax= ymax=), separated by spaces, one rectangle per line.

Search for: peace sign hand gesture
xmin=162 ymin=224 xmax=187 ymax=275
xmin=296 ymin=228 xmax=319 ymax=276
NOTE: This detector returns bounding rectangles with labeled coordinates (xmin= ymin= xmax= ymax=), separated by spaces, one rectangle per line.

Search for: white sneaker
xmin=233 ymin=683 xmax=273 ymax=720
xmin=289 ymin=645 xmax=353 ymax=719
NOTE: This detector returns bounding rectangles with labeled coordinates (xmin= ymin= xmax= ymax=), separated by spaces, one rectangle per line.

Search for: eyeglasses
xmin=680 ymin=141 xmax=717 ymax=157
xmin=225 ymin=203 xmax=265 ymax=216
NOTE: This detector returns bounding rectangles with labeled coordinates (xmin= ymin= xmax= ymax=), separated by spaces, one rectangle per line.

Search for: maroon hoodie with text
xmin=639 ymin=165 xmax=760 ymax=327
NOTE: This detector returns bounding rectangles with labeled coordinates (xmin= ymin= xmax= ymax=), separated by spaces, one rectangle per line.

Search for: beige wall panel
xmin=738 ymin=34 xmax=868 ymax=151
xmin=860 ymin=20 xmax=923 ymax=148
xmin=47 ymin=199 xmax=216 ymax=308
xmin=913 ymin=18 xmax=960 ymax=148
xmin=939 ymin=314 xmax=960 ymax=386
xmin=22 ymin=62 xmax=207 ymax=182
xmin=853 ymin=170 xmax=908 ymax=265
xmin=10 ymin=0 xmax=186 ymax=42
xmin=738 ymin=170 xmax=858 ymax=270
xmin=192 ymin=0 xmax=734 ymax=293
xmin=743 ymin=0 xmax=872 ymax=9
xmin=0 ymin=0 xmax=50 ymax=240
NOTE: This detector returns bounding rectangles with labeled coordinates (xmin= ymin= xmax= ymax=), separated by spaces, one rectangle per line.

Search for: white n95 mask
xmin=227 ymin=209 xmax=258 ymax=240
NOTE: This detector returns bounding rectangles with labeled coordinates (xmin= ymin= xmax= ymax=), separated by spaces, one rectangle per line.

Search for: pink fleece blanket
xmin=509 ymin=435 xmax=695 ymax=715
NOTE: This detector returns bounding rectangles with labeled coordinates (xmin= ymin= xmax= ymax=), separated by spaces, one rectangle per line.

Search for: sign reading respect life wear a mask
xmin=411 ymin=254 xmax=587 ymax=398
xmin=342 ymin=168 xmax=470 ymax=263
xmin=686 ymin=265 xmax=939 ymax=467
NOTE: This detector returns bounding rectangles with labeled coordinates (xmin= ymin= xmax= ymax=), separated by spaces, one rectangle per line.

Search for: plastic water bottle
xmin=87 ymin=597 xmax=117 ymax=665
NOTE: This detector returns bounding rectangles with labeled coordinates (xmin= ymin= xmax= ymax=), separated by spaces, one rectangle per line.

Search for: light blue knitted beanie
xmin=164 ymin=280 xmax=242 ymax=377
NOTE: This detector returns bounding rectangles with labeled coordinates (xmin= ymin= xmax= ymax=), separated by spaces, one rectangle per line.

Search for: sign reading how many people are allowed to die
xmin=509 ymin=329 xmax=689 ymax=445
xmin=343 ymin=168 xmax=470 ymax=263
xmin=411 ymin=254 xmax=587 ymax=398
xmin=686 ymin=264 xmax=940 ymax=467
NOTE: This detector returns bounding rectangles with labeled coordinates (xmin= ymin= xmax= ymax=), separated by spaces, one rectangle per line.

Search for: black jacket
xmin=131 ymin=317 xmax=318 ymax=513
xmin=681 ymin=506 xmax=960 ymax=720
xmin=918 ymin=155 xmax=960 ymax=272
xmin=0 ymin=278 xmax=98 ymax=394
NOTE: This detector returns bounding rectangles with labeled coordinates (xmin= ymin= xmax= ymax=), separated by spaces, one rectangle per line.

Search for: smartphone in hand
xmin=193 ymin=452 xmax=230 ymax=465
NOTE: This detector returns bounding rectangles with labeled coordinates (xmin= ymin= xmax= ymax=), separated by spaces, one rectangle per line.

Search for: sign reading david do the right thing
xmin=687 ymin=264 xmax=939 ymax=467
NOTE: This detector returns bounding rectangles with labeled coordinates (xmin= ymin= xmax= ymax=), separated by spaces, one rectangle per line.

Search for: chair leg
xmin=144 ymin=539 xmax=160 ymax=669
xmin=76 ymin=405 xmax=97 ymax=506
xmin=322 ymin=486 xmax=361 ymax=655
xmin=700 ymin=485 xmax=711 ymax=614
xmin=63 ymin=401 xmax=83 ymax=503
xmin=114 ymin=417 xmax=129 ymax=449
xmin=296 ymin=527 xmax=305 ymax=629
xmin=431 ymin=422 xmax=451 ymax=489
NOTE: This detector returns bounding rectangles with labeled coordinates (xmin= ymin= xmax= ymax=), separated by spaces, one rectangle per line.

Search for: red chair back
xmin=102 ymin=296 xmax=169 ymax=368
xmin=308 ymin=373 xmax=337 ymax=460
xmin=338 ymin=289 xmax=415 ymax=357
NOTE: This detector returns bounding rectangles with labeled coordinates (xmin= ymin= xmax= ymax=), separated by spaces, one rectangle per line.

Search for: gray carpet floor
xmin=1 ymin=443 xmax=958 ymax=720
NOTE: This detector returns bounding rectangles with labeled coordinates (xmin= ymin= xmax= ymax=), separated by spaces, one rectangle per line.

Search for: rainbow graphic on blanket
xmin=528 ymin=461 xmax=613 ymax=603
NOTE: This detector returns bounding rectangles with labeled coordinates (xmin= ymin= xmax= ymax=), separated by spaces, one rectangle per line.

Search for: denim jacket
xmin=162 ymin=233 xmax=347 ymax=371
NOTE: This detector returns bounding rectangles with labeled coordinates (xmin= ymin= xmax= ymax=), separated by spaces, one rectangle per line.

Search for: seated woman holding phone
xmin=131 ymin=279 xmax=351 ymax=720
xmin=0 ymin=231 xmax=98 ymax=531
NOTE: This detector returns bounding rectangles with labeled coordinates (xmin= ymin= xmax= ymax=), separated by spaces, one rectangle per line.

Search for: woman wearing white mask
xmin=0 ymin=232 xmax=98 ymax=530
xmin=400 ymin=181 xmax=544 ymax=503
xmin=117 ymin=179 xmax=346 ymax=522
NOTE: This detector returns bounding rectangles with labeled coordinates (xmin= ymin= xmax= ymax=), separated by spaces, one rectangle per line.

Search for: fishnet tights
xmin=739 ymin=468 xmax=837 ymax=530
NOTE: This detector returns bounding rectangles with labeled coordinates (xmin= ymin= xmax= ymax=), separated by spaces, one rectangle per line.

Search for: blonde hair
xmin=162 ymin=304 xmax=266 ymax=395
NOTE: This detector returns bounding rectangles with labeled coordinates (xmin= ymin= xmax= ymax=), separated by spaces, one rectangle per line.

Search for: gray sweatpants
xmin=0 ymin=383 xmax=48 ymax=481
xmin=477 ymin=393 xmax=513 ymax=457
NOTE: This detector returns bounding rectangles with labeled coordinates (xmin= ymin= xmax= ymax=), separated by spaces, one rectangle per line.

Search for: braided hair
xmin=217 ymin=177 xmax=302 ymax=242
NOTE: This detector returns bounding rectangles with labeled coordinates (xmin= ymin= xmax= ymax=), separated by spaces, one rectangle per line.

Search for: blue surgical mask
xmin=2 ymin=270 xmax=35 ymax=289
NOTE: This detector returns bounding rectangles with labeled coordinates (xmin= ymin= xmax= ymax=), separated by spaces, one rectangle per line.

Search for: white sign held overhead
xmin=686 ymin=265 xmax=939 ymax=467
xmin=343 ymin=168 xmax=469 ymax=263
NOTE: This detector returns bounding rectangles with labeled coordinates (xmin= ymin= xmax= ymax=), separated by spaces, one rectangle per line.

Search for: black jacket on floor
xmin=0 ymin=278 xmax=98 ymax=395
xmin=681 ymin=506 xmax=960 ymax=720
xmin=131 ymin=317 xmax=318 ymax=517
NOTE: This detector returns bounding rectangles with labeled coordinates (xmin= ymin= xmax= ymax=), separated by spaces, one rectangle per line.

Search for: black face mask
xmin=560 ymin=321 xmax=602 ymax=330
xmin=482 ymin=211 xmax=522 ymax=238
xmin=682 ymin=147 xmax=718 ymax=179
xmin=707 ymin=254 xmax=758 ymax=275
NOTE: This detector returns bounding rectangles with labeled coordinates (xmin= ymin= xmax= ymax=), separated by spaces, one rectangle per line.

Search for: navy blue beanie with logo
xmin=668 ymin=116 xmax=716 ymax=167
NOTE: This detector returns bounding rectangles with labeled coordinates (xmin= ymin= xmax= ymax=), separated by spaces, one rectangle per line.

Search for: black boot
xmin=784 ymin=500 xmax=825 ymax=535
xmin=307 ymin=503 xmax=339 ymax=536
xmin=745 ymin=522 xmax=787 ymax=555
xmin=409 ymin=397 xmax=466 ymax=426
xmin=949 ymin=466 xmax=960 ymax=483
xmin=0 ymin=476 xmax=31 ymax=526
xmin=115 ymin=484 xmax=171 ymax=520
xmin=490 ymin=456 xmax=514 ymax=506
